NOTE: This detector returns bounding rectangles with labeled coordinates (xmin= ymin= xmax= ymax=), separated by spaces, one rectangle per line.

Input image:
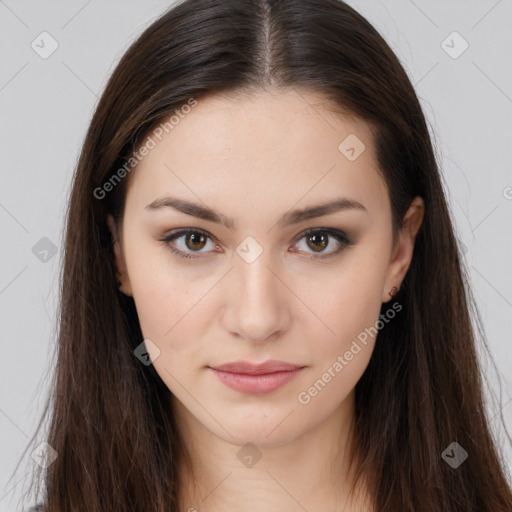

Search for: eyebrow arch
xmin=144 ymin=196 xmax=367 ymax=231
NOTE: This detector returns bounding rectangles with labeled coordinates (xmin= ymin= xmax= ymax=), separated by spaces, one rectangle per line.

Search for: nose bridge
xmin=237 ymin=248 xmax=278 ymax=301
xmin=225 ymin=243 xmax=289 ymax=341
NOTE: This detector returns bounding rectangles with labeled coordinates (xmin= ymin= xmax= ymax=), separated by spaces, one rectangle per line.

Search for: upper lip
xmin=210 ymin=360 xmax=304 ymax=375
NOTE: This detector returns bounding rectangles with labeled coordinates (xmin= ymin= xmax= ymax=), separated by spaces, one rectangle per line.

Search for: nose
xmin=221 ymin=251 xmax=291 ymax=343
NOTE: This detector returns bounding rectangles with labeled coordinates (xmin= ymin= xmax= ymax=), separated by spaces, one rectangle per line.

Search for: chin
xmin=205 ymin=414 xmax=306 ymax=448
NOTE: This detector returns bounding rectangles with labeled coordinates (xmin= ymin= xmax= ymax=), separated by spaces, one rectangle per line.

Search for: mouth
xmin=208 ymin=360 xmax=306 ymax=395
xmin=210 ymin=359 xmax=304 ymax=374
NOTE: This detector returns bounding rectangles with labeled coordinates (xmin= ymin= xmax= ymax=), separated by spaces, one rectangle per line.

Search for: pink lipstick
xmin=209 ymin=360 xmax=305 ymax=395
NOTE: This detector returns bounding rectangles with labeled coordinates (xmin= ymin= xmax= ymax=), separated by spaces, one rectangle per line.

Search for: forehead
xmin=125 ymin=88 xmax=389 ymax=220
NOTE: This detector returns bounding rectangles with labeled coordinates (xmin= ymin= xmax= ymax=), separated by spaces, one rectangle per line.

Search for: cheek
xmin=295 ymin=254 xmax=386 ymax=353
xmin=132 ymin=275 xmax=208 ymax=351
xmin=122 ymin=238 xmax=186 ymax=341
xmin=294 ymin=272 xmax=383 ymax=410
xmin=124 ymin=240 xmax=220 ymax=377
xmin=131 ymin=277 xmax=208 ymax=385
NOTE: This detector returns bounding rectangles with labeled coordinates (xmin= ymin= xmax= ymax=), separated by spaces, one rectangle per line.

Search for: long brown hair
xmin=13 ymin=0 xmax=512 ymax=510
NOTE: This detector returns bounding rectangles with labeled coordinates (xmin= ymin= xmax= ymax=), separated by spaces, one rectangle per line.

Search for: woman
xmin=18 ymin=0 xmax=512 ymax=510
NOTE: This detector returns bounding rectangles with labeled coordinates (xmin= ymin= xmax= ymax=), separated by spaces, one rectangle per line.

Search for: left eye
xmin=159 ymin=228 xmax=354 ymax=260
xmin=293 ymin=228 xmax=353 ymax=258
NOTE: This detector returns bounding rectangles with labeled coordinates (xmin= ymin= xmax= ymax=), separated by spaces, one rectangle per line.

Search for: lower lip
xmin=210 ymin=368 xmax=303 ymax=395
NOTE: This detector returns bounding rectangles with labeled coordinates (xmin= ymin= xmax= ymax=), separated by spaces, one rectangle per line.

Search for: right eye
xmin=158 ymin=228 xmax=218 ymax=260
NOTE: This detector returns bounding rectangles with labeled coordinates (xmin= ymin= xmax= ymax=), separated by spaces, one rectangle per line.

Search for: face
xmin=108 ymin=88 xmax=423 ymax=447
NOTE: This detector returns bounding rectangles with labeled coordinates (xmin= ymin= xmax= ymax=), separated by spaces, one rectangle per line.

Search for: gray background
xmin=1 ymin=0 xmax=511 ymax=509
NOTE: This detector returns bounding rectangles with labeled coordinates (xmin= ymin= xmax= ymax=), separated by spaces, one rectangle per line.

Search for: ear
xmin=107 ymin=214 xmax=133 ymax=296
xmin=382 ymin=196 xmax=424 ymax=303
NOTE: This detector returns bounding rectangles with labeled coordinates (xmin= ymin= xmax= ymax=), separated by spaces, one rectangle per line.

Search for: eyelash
xmin=158 ymin=227 xmax=354 ymax=261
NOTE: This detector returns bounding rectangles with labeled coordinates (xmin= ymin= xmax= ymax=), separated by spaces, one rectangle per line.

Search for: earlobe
xmin=107 ymin=214 xmax=133 ymax=296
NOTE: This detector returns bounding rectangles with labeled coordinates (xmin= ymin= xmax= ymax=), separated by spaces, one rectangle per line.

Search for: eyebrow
xmin=144 ymin=195 xmax=367 ymax=231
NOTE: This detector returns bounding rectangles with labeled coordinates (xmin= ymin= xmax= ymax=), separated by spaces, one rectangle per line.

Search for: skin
xmin=108 ymin=87 xmax=424 ymax=511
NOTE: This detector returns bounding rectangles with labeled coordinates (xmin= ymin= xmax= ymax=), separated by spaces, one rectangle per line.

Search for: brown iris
xmin=185 ymin=232 xmax=208 ymax=251
xmin=306 ymin=232 xmax=328 ymax=252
